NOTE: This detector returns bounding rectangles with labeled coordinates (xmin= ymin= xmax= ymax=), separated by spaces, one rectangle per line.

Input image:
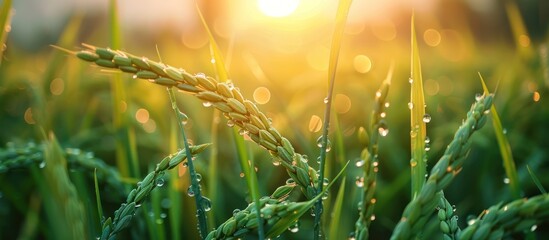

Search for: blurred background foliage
xmin=0 ymin=0 xmax=548 ymax=239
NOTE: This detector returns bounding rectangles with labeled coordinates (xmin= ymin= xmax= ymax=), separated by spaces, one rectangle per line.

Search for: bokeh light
xmin=253 ymin=87 xmax=271 ymax=104
xmin=258 ymin=0 xmax=300 ymax=17
xmin=353 ymin=55 xmax=372 ymax=73
xmin=308 ymin=115 xmax=322 ymax=133
xmin=50 ymin=78 xmax=64 ymax=96
xmin=334 ymin=94 xmax=352 ymax=114
xmin=424 ymin=29 xmax=441 ymax=47
xmin=135 ymin=108 xmax=150 ymax=124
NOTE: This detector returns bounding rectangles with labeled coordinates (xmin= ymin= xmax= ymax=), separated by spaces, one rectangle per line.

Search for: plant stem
xmin=167 ymin=88 xmax=208 ymax=238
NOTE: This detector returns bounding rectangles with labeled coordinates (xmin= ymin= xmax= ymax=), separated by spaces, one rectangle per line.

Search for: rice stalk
xmin=98 ymin=144 xmax=209 ymax=239
xmin=458 ymin=194 xmax=549 ymax=239
xmin=314 ymin=0 xmax=353 ymax=238
xmin=66 ymin=44 xmax=320 ymax=201
xmin=353 ymin=64 xmax=393 ymax=240
xmin=206 ymin=161 xmax=349 ymax=239
xmin=0 ymin=141 xmax=125 ymax=195
xmin=390 ymin=93 xmax=493 ymax=240
xmin=479 ymin=73 xmax=520 ymax=198
xmin=410 ymin=13 xmax=428 ymax=199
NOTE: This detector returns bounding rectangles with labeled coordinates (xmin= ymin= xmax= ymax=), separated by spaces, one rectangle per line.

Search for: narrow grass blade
xmin=315 ymin=0 xmax=353 ymax=238
xmin=168 ymin=119 xmax=182 ymax=240
xmin=328 ymin=177 xmax=346 ymax=240
xmin=168 ymin=88 xmax=208 ymax=238
xmin=94 ymin=168 xmax=104 ymax=221
xmin=267 ymin=161 xmax=350 ymax=238
xmin=41 ymin=131 xmax=87 ymax=239
xmin=503 ymin=0 xmax=533 ymax=57
xmin=207 ymin=110 xmax=220 ymax=229
xmin=108 ymin=0 xmax=139 ymax=179
xmin=479 ymin=73 xmax=520 ymax=198
xmin=0 ymin=0 xmax=13 ymax=66
xmin=196 ymin=5 xmax=229 ymax=82
xmin=232 ymin=128 xmax=265 ymax=240
xmin=410 ymin=13 xmax=428 ymax=199
xmin=526 ymin=165 xmax=547 ymax=194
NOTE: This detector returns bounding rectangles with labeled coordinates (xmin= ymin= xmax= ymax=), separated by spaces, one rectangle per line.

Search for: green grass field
xmin=0 ymin=0 xmax=548 ymax=239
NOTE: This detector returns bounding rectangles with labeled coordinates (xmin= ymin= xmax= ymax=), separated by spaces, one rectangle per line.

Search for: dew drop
xmin=132 ymin=75 xmax=138 ymax=79
xmin=378 ymin=121 xmax=389 ymax=137
xmin=239 ymin=172 xmax=245 ymax=178
xmin=201 ymin=197 xmax=212 ymax=212
xmin=467 ymin=219 xmax=476 ymax=226
xmin=531 ymin=224 xmax=537 ymax=232
xmin=325 ymin=139 xmax=332 ymax=152
xmin=273 ymin=159 xmax=281 ymax=166
xmin=380 ymin=112 xmax=387 ymax=118
xmin=196 ymin=173 xmax=202 ymax=182
xmin=384 ymin=102 xmax=390 ymax=108
xmin=502 ymin=128 xmax=507 ymax=135
xmin=227 ymin=120 xmax=235 ymax=127
xmin=355 ymin=159 xmax=365 ymax=167
xmin=348 ymin=232 xmax=356 ymax=240
xmin=160 ymin=212 xmax=167 ymax=219
xmin=323 ymin=97 xmax=329 ymax=104
xmin=355 ymin=176 xmax=364 ymax=187
xmin=39 ymin=161 xmax=46 ymax=168
xmin=196 ymin=72 xmax=206 ymax=78
xmin=301 ymin=155 xmax=309 ymax=163
xmin=232 ymin=209 xmax=241 ymax=216
xmin=288 ymin=222 xmax=299 ymax=233
xmin=410 ymin=130 xmax=418 ymax=138
xmin=424 ymin=136 xmax=431 ymax=144
xmin=323 ymin=178 xmax=329 ymax=186
xmin=408 ymin=78 xmax=414 ymax=84
xmin=370 ymin=215 xmax=376 ymax=221
xmin=202 ymin=102 xmax=212 ymax=107
xmin=424 ymin=143 xmax=431 ymax=152
xmin=375 ymin=91 xmax=381 ymax=98
xmin=408 ymin=102 xmax=414 ymax=110
xmin=422 ymin=114 xmax=431 ymax=123
xmin=179 ymin=111 xmax=189 ymax=125
xmin=156 ymin=178 xmax=165 ymax=187
xmin=483 ymin=109 xmax=490 ymax=114
xmin=475 ymin=93 xmax=483 ymax=101
xmin=410 ymin=160 xmax=418 ymax=167
xmin=503 ymin=178 xmax=510 ymax=184
xmin=238 ymin=129 xmax=248 ymax=136
xmin=321 ymin=191 xmax=329 ymax=200
xmin=285 ymin=178 xmax=296 ymax=186
xmin=187 ymin=186 xmax=195 ymax=197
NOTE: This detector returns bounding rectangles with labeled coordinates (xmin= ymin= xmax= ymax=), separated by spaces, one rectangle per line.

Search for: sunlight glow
xmin=258 ymin=0 xmax=300 ymax=17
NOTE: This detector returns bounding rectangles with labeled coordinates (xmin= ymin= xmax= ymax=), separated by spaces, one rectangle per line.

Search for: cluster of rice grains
xmin=70 ymin=45 xmax=549 ymax=240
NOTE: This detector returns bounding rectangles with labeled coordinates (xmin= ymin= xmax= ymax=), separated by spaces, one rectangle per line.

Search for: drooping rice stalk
xmin=65 ymin=44 xmax=320 ymax=202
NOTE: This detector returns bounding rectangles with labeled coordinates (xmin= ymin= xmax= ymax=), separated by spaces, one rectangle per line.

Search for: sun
xmin=258 ymin=0 xmax=300 ymax=18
